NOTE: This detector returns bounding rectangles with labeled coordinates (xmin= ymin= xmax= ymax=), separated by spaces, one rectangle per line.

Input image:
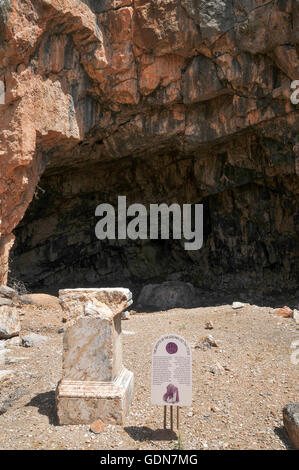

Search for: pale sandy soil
xmin=0 ymin=301 xmax=297 ymax=450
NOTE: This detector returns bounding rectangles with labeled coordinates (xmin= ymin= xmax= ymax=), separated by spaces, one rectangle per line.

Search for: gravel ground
xmin=0 ymin=301 xmax=297 ymax=450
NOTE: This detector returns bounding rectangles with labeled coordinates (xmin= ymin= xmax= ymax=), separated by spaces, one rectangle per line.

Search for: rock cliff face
xmin=0 ymin=1 xmax=298 ymax=295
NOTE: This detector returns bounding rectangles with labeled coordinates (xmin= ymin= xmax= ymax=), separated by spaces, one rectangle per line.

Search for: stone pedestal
xmin=56 ymin=289 xmax=134 ymax=425
xmin=56 ymin=368 xmax=134 ymax=425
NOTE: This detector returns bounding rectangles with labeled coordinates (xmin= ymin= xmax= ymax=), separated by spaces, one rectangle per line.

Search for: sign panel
xmin=151 ymin=334 xmax=192 ymax=407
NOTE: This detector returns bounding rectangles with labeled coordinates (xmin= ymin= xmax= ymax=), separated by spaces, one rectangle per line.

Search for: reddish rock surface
xmin=0 ymin=1 xmax=298 ymax=292
xmin=90 ymin=419 xmax=106 ymax=434
xmin=274 ymin=306 xmax=293 ymax=318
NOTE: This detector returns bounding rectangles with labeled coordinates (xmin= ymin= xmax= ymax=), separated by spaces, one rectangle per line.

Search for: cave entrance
xmin=8 ymin=151 xmax=204 ymax=297
xmin=8 ymin=141 xmax=298 ymax=300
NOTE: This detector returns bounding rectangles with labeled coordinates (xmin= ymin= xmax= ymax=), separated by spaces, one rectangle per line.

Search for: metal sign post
xmin=163 ymin=405 xmax=180 ymax=431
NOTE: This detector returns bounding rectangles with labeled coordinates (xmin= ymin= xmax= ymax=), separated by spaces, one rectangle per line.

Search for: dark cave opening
xmin=8 ymin=135 xmax=299 ymax=301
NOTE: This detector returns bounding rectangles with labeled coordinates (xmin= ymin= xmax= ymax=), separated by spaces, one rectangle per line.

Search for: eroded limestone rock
xmin=0 ymin=286 xmax=17 ymax=299
xmin=59 ymin=288 xmax=132 ymax=321
xmin=283 ymin=403 xmax=299 ymax=449
xmin=0 ymin=306 xmax=20 ymax=339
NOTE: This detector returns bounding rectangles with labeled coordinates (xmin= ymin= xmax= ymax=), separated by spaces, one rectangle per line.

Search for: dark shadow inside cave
xmin=8 ymin=134 xmax=298 ymax=306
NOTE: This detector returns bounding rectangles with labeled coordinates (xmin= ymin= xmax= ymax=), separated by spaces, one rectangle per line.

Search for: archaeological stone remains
xmin=56 ymin=288 xmax=134 ymax=425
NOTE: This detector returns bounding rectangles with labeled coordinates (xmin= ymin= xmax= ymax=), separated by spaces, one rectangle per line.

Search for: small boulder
xmin=195 ymin=335 xmax=218 ymax=350
xmin=0 ymin=285 xmax=17 ymax=299
xmin=293 ymin=309 xmax=299 ymax=325
xmin=205 ymin=335 xmax=218 ymax=347
xmin=0 ymin=306 xmax=20 ymax=339
xmin=137 ymin=281 xmax=197 ymax=310
xmin=283 ymin=403 xmax=299 ymax=449
xmin=273 ymin=306 xmax=293 ymax=318
xmin=205 ymin=321 xmax=214 ymax=330
xmin=90 ymin=419 xmax=105 ymax=434
xmin=232 ymin=302 xmax=245 ymax=309
xmin=21 ymin=333 xmax=48 ymax=348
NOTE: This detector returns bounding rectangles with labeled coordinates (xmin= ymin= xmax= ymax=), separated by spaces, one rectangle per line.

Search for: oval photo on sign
xmin=151 ymin=334 xmax=192 ymax=407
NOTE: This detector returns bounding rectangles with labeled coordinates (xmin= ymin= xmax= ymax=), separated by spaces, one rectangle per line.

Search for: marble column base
xmin=56 ymin=368 xmax=134 ymax=425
